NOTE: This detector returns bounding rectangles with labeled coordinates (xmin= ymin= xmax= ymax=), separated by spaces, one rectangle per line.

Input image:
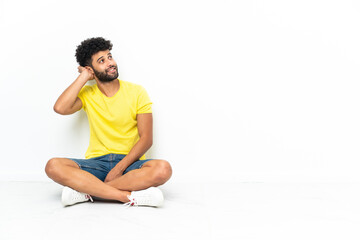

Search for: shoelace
xmin=123 ymin=195 xmax=138 ymax=208
xmin=85 ymin=194 xmax=94 ymax=203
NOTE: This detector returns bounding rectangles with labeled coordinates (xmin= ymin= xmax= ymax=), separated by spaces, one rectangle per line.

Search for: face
xmin=90 ymin=50 xmax=119 ymax=83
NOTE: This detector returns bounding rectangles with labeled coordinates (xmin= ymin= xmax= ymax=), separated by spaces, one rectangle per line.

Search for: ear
xmin=85 ymin=66 xmax=94 ymax=74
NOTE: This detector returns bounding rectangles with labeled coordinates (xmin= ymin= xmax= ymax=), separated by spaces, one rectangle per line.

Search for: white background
xmin=0 ymin=0 xmax=359 ymax=183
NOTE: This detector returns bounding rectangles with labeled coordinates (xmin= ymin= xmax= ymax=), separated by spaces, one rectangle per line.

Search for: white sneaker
xmin=125 ymin=187 xmax=164 ymax=207
xmin=61 ymin=186 xmax=93 ymax=206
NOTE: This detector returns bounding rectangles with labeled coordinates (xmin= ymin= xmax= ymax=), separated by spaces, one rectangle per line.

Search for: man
xmin=45 ymin=37 xmax=172 ymax=207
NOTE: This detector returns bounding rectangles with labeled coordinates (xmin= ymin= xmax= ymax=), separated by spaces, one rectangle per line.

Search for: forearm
xmin=117 ymin=136 xmax=153 ymax=171
xmin=54 ymin=74 xmax=88 ymax=113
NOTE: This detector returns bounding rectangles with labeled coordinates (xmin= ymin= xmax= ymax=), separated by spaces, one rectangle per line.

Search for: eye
xmin=109 ymin=55 xmax=112 ymax=59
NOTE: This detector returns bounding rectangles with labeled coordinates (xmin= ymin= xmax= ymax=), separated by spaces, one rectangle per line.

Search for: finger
xmin=106 ymin=176 xmax=113 ymax=182
xmin=104 ymin=172 xmax=113 ymax=182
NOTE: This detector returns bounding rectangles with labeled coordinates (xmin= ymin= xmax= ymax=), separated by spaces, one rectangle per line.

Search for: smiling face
xmin=90 ymin=50 xmax=119 ymax=83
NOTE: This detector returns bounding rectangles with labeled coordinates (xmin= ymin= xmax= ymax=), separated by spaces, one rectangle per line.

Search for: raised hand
xmin=78 ymin=66 xmax=95 ymax=81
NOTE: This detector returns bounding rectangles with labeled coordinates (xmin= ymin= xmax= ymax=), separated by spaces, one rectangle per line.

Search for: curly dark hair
xmin=75 ymin=37 xmax=113 ymax=67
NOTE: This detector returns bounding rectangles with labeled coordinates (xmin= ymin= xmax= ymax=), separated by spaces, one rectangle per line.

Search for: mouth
xmin=107 ymin=66 xmax=117 ymax=74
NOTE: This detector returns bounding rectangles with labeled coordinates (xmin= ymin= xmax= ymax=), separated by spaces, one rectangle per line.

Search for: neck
xmin=95 ymin=78 xmax=120 ymax=97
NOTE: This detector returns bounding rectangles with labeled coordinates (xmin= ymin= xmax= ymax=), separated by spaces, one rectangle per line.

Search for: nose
xmin=107 ymin=59 xmax=115 ymax=68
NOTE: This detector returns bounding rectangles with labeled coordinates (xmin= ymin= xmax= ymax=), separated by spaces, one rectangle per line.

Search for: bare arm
xmin=54 ymin=66 xmax=94 ymax=115
xmin=104 ymin=113 xmax=153 ymax=182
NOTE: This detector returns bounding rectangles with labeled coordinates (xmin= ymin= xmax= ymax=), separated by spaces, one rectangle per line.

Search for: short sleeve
xmin=78 ymin=85 xmax=90 ymax=110
xmin=136 ymin=86 xmax=152 ymax=114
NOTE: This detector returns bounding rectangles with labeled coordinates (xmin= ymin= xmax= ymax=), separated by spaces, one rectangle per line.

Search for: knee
xmin=45 ymin=158 xmax=61 ymax=179
xmin=153 ymin=160 xmax=172 ymax=185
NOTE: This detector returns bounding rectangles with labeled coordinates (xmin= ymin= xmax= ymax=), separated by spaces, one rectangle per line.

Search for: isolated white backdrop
xmin=0 ymin=0 xmax=359 ymax=183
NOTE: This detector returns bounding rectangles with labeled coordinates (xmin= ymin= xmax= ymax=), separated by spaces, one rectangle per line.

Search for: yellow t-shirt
xmin=78 ymin=79 xmax=152 ymax=159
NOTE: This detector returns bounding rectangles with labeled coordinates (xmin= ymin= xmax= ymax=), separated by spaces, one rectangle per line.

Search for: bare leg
xmin=106 ymin=160 xmax=172 ymax=191
xmin=45 ymin=158 xmax=130 ymax=202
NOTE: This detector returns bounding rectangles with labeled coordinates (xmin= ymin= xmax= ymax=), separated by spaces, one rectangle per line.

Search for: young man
xmin=45 ymin=37 xmax=172 ymax=207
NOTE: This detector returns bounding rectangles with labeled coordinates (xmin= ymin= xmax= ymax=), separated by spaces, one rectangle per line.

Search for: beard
xmin=93 ymin=65 xmax=119 ymax=83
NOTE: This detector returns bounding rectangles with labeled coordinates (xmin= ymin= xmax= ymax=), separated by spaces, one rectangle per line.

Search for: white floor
xmin=1 ymin=180 xmax=359 ymax=240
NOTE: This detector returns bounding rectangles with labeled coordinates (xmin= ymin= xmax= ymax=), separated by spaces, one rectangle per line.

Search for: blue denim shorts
xmin=68 ymin=154 xmax=152 ymax=182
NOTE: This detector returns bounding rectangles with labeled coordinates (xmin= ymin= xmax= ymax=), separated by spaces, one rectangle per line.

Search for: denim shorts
xmin=68 ymin=154 xmax=152 ymax=182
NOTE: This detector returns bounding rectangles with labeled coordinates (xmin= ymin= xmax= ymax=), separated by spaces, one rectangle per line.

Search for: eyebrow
xmin=96 ymin=53 xmax=112 ymax=63
xmin=96 ymin=56 xmax=104 ymax=62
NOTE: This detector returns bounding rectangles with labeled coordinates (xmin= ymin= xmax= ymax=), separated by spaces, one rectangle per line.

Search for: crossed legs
xmin=45 ymin=158 xmax=172 ymax=203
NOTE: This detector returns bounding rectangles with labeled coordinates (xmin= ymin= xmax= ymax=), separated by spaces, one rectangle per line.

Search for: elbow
xmin=53 ymin=104 xmax=66 ymax=115
xmin=148 ymin=138 xmax=153 ymax=148
xmin=143 ymin=136 xmax=153 ymax=148
xmin=53 ymin=104 xmax=61 ymax=114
